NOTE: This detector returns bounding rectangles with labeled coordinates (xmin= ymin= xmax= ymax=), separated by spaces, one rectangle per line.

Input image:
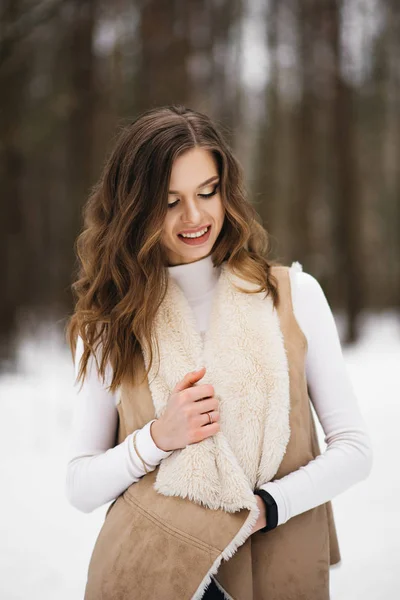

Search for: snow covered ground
xmin=0 ymin=312 xmax=398 ymax=600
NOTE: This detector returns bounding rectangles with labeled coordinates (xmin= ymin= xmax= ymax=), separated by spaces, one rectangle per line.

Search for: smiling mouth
xmin=178 ymin=224 xmax=211 ymax=236
xmin=178 ymin=225 xmax=211 ymax=238
xmin=177 ymin=225 xmax=212 ymax=245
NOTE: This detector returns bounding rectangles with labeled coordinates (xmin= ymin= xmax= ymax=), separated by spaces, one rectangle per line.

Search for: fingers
xmin=185 ymin=383 xmax=215 ymax=402
xmin=194 ymin=396 xmax=218 ymax=414
xmin=201 ymin=409 xmax=220 ymax=427
xmin=173 ymin=366 xmax=206 ymax=393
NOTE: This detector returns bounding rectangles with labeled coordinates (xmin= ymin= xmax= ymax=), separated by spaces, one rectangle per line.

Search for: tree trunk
xmin=0 ymin=0 xmax=30 ymax=369
xmin=329 ymin=0 xmax=364 ymax=342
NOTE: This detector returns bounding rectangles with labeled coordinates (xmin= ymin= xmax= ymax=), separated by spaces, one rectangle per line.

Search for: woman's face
xmin=161 ymin=147 xmax=225 ymax=266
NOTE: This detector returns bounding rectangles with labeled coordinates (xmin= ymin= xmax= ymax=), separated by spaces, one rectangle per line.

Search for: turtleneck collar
xmin=167 ymin=254 xmax=221 ymax=303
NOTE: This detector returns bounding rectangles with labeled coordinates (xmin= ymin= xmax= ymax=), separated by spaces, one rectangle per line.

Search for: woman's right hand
xmin=150 ymin=367 xmax=220 ymax=452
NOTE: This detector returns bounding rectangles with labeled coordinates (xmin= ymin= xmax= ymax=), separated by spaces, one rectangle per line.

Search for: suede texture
xmin=84 ymin=265 xmax=341 ymax=600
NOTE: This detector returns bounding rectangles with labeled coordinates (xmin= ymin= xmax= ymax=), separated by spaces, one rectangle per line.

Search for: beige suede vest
xmin=84 ymin=264 xmax=341 ymax=600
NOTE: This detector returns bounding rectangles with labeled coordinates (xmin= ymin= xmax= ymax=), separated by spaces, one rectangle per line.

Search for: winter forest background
xmin=1 ymin=0 xmax=399 ymax=598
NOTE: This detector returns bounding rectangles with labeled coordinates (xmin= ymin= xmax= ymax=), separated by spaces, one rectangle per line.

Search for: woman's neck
xmin=167 ymin=254 xmax=220 ymax=303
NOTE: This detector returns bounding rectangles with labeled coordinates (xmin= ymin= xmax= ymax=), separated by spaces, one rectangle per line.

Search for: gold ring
xmin=208 ymin=411 xmax=213 ymax=425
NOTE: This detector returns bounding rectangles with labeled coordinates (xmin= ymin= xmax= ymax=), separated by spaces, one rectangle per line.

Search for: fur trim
xmin=138 ymin=262 xmax=291 ymax=595
xmin=192 ymin=505 xmax=259 ymax=599
xmin=141 ymin=262 xmax=290 ymax=513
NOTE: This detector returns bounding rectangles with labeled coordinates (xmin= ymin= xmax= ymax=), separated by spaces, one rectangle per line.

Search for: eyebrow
xmin=168 ymin=175 xmax=219 ymax=195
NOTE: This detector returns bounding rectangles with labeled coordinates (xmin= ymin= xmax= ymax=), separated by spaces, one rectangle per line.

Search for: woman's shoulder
xmin=287 ymin=264 xmax=328 ymax=309
xmin=270 ymin=262 xmax=333 ymax=345
xmin=270 ymin=262 xmax=324 ymax=301
xmin=289 ymin=265 xmax=337 ymax=348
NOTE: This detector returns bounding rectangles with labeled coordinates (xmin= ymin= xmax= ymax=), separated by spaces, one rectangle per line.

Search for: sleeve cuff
xmin=134 ymin=419 xmax=174 ymax=466
xmin=259 ymin=480 xmax=288 ymax=526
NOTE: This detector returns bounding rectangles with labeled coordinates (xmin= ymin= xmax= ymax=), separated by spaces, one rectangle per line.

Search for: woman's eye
xmin=199 ymin=183 xmax=219 ymax=198
xmin=167 ymin=183 xmax=219 ymax=209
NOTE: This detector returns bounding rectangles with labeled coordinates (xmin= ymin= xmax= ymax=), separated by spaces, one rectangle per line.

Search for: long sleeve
xmin=65 ymin=335 xmax=173 ymax=513
xmin=259 ymin=270 xmax=373 ymax=526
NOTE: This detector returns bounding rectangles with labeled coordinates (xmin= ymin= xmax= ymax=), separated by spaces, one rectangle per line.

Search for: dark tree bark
xmin=289 ymin=0 xmax=317 ymax=265
xmin=251 ymin=0 xmax=280 ymax=245
xmin=0 ymin=0 xmax=30 ymax=369
xmin=385 ymin=0 xmax=400 ymax=306
xmin=62 ymin=0 xmax=97 ymax=309
xmin=207 ymin=0 xmax=243 ymax=139
xmin=329 ymin=0 xmax=364 ymax=342
xmin=137 ymin=0 xmax=192 ymax=111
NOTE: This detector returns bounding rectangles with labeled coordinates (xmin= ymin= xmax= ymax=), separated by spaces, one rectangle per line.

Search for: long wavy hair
xmin=66 ymin=104 xmax=282 ymax=392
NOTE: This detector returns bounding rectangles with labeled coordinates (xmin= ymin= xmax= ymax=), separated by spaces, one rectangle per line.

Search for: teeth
xmin=180 ymin=226 xmax=209 ymax=238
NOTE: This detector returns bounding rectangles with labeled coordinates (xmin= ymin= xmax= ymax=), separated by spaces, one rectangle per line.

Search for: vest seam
xmin=123 ymin=492 xmax=222 ymax=555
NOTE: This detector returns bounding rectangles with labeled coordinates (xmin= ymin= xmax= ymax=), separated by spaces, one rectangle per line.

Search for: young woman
xmin=65 ymin=105 xmax=373 ymax=600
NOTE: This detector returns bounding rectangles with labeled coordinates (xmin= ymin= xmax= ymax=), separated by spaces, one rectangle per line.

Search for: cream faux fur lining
xmin=141 ymin=261 xmax=291 ymax=515
xmin=191 ymin=504 xmax=258 ymax=600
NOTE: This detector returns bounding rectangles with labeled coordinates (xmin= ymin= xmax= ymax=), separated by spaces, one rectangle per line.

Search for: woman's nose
xmin=181 ymin=198 xmax=202 ymax=224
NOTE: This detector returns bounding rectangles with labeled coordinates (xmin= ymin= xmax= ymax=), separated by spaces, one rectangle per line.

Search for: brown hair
xmin=65 ymin=105 xmax=281 ymax=392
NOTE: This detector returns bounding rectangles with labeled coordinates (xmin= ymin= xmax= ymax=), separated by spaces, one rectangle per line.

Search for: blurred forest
xmin=1 ymin=0 xmax=399 ymax=371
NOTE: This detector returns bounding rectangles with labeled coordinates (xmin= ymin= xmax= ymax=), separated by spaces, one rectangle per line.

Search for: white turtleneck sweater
xmin=65 ymin=256 xmax=373 ymax=527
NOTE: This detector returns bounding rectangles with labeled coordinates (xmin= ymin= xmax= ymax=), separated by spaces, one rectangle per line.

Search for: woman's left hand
xmin=249 ymin=494 xmax=267 ymax=535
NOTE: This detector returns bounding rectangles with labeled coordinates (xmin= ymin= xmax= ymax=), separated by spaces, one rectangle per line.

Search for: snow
xmin=0 ymin=312 xmax=398 ymax=599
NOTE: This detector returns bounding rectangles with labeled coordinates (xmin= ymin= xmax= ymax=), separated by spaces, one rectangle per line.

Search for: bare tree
xmin=289 ymin=0 xmax=317 ymax=264
xmin=137 ymin=0 xmax=192 ymax=111
xmin=251 ymin=0 xmax=280 ymax=250
xmin=63 ymin=0 xmax=97 ymax=308
xmin=329 ymin=0 xmax=364 ymax=342
xmin=0 ymin=0 xmax=30 ymax=368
